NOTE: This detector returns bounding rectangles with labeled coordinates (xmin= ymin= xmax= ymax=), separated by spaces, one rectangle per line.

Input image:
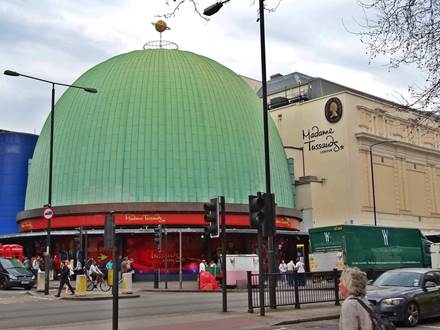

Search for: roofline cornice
xmin=17 ymin=202 xmax=302 ymax=222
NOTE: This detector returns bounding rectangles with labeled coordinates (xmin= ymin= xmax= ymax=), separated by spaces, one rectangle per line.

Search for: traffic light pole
xmin=104 ymin=212 xmax=119 ymax=330
xmin=220 ymin=196 xmax=227 ymax=312
xmin=165 ymin=227 xmax=168 ymax=289
xmin=112 ymin=234 xmax=119 ymax=330
xmin=257 ymin=227 xmax=265 ymax=316
xmin=258 ymin=0 xmax=276 ymax=309
xmin=44 ymin=85 xmax=55 ymax=296
xmin=79 ymin=226 xmax=84 ymax=270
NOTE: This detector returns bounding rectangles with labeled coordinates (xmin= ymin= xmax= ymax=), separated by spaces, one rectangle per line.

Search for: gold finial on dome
xmin=152 ymin=20 xmax=170 ymax=33
xmin=144 ymin=19 xmax=178 ymax=50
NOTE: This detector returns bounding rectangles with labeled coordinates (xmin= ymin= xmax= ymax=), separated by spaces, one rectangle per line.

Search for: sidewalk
xmin=29 ymin=280 xmax=341 ymax=327
xmin=28 ymin=279 xmax=140 ymax=300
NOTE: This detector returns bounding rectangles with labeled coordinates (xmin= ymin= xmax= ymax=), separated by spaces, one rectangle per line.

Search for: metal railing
xmin=247 ymin=270 xmax=341 ymax=314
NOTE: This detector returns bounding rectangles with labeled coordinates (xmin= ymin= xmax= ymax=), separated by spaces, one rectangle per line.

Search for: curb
xmin=140 ymin=289 xmax=219 ymax=293
xmin=273 ymin=314 xmax=340 ymax=326
xmin=61 ymin=294 xmax=140 ymax=301
xmin=26 ymin=290 xmax=140 ymax=300
xmin=139 ymin=288 xmax=247 ymax=293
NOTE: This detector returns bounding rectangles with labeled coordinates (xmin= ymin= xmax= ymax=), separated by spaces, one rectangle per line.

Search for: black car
xmin=367 ymin=268 xmax=440 ymax=327
xmin=0 ymin=257 xmax=35 ymax=290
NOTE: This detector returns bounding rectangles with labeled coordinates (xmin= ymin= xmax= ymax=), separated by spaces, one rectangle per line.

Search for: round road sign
xmin=43 ymin=207 xmax=54 ymax=220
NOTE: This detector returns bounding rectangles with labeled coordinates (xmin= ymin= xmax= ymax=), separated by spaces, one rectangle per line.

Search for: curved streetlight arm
xmin=4 ymin=68 xmax=97 ymax=296
xmin=203 ymin=0 xmax=231 ymax=16
xmin=4 ymin=70 xmax=97 ymax=93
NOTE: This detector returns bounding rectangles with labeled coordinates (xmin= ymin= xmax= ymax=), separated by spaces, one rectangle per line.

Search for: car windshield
xmin=0 ymin=258 xmax=25 ymax=270
xmin=373 ymin=272 xmax=422 ymax=287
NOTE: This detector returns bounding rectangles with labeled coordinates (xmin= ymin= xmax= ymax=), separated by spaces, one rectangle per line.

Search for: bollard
xmin=108 ymin=269 xmax=114 ymax=287
xmin=294 ymin=277 xmax=300 ymax=309
xmin=154 ymin=270 xmax=159 ymax=289
xmin=247 ymin=271 xmax=254 ymax=313
xmin=75 ymin=274 xmax=87 ymax=296
xmin=36 ymin=271 xmax=45 ymax=292
xmin=121 ymin=272 xmax=132 ymax=294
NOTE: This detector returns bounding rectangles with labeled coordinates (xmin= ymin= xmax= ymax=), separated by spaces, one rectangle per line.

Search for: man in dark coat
xmin=55 ymin=260 xmax=75 ymax=297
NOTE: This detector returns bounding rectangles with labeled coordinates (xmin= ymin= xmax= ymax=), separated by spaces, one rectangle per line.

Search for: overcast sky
xmin=0 ymin=0 xmax=423 ymax=135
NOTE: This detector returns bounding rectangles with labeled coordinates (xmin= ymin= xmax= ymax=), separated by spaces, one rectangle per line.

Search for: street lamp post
xmin=4 ymin=70 xmax=97 ymax=295
xmin=369 ymin=140 xmax=397 ymax=226
xmin=204 ymin=0 xmax=277 ymax=310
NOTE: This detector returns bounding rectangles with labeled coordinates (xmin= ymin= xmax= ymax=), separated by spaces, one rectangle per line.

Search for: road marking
xmin=418 ymin=326 xmax=440 ymax=329
xmin=30 ymin=295 xmax=54 ymax=300
xmin=0 ymin=293 xmax=56 ymax=305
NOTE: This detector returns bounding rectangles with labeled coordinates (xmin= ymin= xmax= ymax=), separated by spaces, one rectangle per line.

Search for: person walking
xmin=55 ymin=260 xmax=75 ymax=297
xmin=278 ymin=260 xmax=288 ymax=282
xmin=198 ymin=259 xmax=206 ymax=289
xmin=23 ymin=257 xmax=31 ymax=271
xmin=286 ymin=259 xmax=295 ymax=286
xmin=199 ymin=259 xmax=206 ymax=273
xmin=121 ymin=257 xmax=129 ymax=273
xmin=339 ymin=267 xmax=373 ymax=330
xmin=75 ymin=259 xmax=83 ymax=275
xmin=53 ymin=255 xmax=61 ymax=279
xmin=294 ymin=258 xmax=306 ymax=286
xmin=32 ymin=256 xmax=40 ymax=275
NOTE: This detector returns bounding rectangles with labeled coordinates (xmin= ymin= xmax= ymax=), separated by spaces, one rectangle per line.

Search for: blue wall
xmin=0 ymin=131 xmax=38 ymax=234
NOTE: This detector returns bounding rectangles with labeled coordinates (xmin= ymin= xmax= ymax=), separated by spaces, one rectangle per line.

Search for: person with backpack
xmin=339 ymin=267 xmax=372 ymax=329
xmin=339 ymin=267 xmax=395 ymax=330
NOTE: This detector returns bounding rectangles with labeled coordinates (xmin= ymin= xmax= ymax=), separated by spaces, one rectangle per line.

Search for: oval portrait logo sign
xmin=324 ymin=97 xmax=343 ymax=123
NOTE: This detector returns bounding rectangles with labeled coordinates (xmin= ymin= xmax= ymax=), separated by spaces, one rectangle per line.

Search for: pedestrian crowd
xmin=22 ymin=253 xmax=135 ymax=297
xmin=279 ymin=258 xmax=305 ymax=286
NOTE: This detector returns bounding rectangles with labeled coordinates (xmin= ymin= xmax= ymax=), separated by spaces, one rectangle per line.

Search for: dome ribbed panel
xmin=25 ymin=49 xmax=295 ymax=209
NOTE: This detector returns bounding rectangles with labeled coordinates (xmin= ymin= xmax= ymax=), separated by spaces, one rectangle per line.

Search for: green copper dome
xmin=25 ymin=49 xmax=295 ymax=209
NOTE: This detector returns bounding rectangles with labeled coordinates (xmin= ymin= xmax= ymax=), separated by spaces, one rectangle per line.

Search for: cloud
xmin=0 ymin=0 xmax=423 ymax=134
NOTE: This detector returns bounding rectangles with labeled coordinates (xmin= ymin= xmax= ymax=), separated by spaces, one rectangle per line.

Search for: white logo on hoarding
xmin=382 ymin=229 xmax=389 ymax=246
xmin=324 ymin=232 xmax=331 ymax=243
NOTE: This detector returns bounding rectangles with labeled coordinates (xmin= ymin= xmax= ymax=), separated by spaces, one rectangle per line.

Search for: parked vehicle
xmin=308 ymin=225 xmax=433 ymax=275
xmin=367 ymin=268 xmax=440 ymax=327
xmin=0 ymin=257 xmax=35 ymax=290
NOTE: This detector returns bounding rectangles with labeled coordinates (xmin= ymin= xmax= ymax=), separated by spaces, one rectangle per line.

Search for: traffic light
xmin=154 ymin=225 xmax=162 ymax=251
xmin=249 ymin=192 xmax=276 ymax=238
xmin=73 ymin=226 xmax=85 ymax=261
xmin=261 ymin=193 xmax=276 ymax=238
xmin=249 ymin=193 xmax=265 ymax=228
xmin=104 ymin=214 xmax=115 ymax=250
xmin=203 ymin=197 xmax=220 ymax=238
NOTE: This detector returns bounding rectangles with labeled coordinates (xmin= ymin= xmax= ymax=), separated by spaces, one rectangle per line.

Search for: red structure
xmin=0 ymin=244 xmax=24 ymax=261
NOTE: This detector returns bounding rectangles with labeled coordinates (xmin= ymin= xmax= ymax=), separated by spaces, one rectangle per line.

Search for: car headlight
xmin=9 ymin=274 xmax=17 ymax=280
xmin=382 ymin=298 xmax=404 ymax=305
xmin=31 ymin=275 xmax=36 ymax=280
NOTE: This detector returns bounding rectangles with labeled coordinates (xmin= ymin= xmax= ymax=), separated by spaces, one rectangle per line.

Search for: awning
xmin=0 ymin=227 xmax=309 ymax=239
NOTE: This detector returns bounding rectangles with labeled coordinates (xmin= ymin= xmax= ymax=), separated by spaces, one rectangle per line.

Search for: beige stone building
xmin=259 ymin=72 xmax=440 ymax=235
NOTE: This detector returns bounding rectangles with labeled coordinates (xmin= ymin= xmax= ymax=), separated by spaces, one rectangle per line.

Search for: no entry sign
xmin=43 ymin=207 xmax=54 ymax=220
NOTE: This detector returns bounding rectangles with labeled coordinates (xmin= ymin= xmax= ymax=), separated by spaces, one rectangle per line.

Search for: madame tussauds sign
xmin=302 ymin=125 xmax=344 ymax=154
